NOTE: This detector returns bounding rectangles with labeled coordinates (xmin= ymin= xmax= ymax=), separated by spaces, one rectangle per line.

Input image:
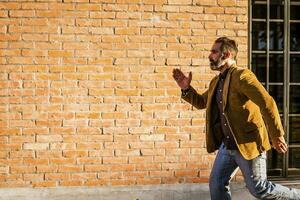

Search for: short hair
xmin=215 ymin=37 xmax=238 ymax=60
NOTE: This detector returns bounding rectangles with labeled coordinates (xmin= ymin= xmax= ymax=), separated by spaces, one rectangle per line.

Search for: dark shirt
xmin=215 ymin=68 xmax=238 ymax=150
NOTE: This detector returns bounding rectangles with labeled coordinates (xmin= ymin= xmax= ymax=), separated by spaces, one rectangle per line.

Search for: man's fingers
xmin=173 ymin=69 xmax=180 ymax=80
xmin=272 ymin=136 xmax=288 ymax=153
xmin=274 ymin=146 xmax=285 ymax=153
xmin=279 ymin=146 xmax=287 ymax=153
xmin=173 ymin=68 xmax=187 ymax=81
xmin=281 ymin=143 xmax=288 ymax=152
xmin=173 ymin=69 xmax=181 ymax=81
xmin=278 ymin=145 xmax=287 ymax=152
xmin=274 ymin=142 xmax=288 ymax=153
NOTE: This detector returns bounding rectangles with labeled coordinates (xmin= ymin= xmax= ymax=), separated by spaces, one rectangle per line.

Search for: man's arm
xmin=181 ymin=86 xmax=207 ymax=109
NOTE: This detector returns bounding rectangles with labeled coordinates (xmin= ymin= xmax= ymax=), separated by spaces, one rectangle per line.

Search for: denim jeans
xmin=209 ymin=143 xmax=300 ymax=200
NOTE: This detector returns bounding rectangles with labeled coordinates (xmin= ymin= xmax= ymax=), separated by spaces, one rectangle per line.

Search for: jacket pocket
xmin=245 ymin=123 xmax=262 ymax=133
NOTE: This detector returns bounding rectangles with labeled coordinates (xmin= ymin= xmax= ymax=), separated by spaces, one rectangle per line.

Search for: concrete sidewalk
xmin=0 ymin=183 xmax=255 ymax=200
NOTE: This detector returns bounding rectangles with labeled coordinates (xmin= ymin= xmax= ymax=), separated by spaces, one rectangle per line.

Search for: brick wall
xmin=0 ymin=0 xmax=248 ymax=188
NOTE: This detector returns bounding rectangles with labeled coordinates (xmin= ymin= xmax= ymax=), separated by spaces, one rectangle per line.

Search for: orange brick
xmin=90 ymin=119 xmax=114 ymax=127
xmin=45 ymin=173 xmax=70 ymax=181
xmin=49 ymin=34 xmax=75 ymax=42
xmin=142 ymin=104 xmax=167 ymax=111
xmin=155 ymin=141 xmax=178 ymax=148
xmin=129 ymin=156 xmax=152 ymax=164
xmin=22 ymin=3 xmax=48 ymax=9
xmin=23 ymin=143 xmax=49 ymax=150
xmin=63 ymin=119 xmax=88 ymax=127
xmin=116 ymin=119 xmax=140 ymax=126
xmin=186 ymin=177 xmax=209 ymax=183
xmin=154 ymin=155 xmax=178 ymax=163
xmin=24 ymin=158 xmax=49 ymax=165
xmin=36 ymin=165 xmax=58 ymax=173
xmin=140 ymin=149 xmax=165 ymax=156
xmin=166 ymin=148 xmax=190 ymax=156
xmin=50 ymin=127 xmax=75 ymax=135
xmin=115 ymin=27 xmax=140 ymax=35
xmin=128 ymin=126 xmax=153 ymax=134
xmin=115 ymin=149 xmax=140 ymax=156
xmin=218 ymin=0 xmax=237 ymax=6
xmin=141 ymin=119 xmax=165 ymax=126
xmin=205 ymin=7 xmax=224 ymax=14
xmin=49 ymin=50 xmax=73 ymax=57
xmin=85 ymin=164 xmax=110 ymax=172
xmin=23 ymin=173 xmax=44 ymax=182
xmin=0 ymin=136 xmax=7 ymax=143
xmin=60 ymin=181 xmax=83 ymax=186
xmin=32 ymin=181 xmax=56 ymax=187
xmin=71 ymin=173 xmax=97 ymax=180
xmin=166 ymin=119 xmax=191 ymax=126
xmin=77 ymin=157 xmax=101 ymax=165
xmin=23 ymin=128 xmax=48 ymax=135
xmin=225 ymin=22 xmax=247 ymax=30
xmin=142 ymin=89 xmax=165 ymax=97
xmin=136 ymin=163 xmax=161 ymax=171
xmin=140 ymin=134 xmax=164 ymax=141
xmin=111 ymin=179 xmax=135 ymax=186
xmin=63 ymin=73 xmax=88 ymax=80
xmin=111 ymin=164 xmax=135 ymax=171
xmin=104 ymin=142 xmax=128 ymax=149
xmin=136 ymin=178 xmax=161 ymax=185
xmin=103 ymin=157 xmax=128 ymax=164
xmin=11 ymin=166 xmax=36 ymax=174
xmin=36 ymin=10 xmax=62 ymax=18
xmin=10 ymin=135 xmax=34 ymax=143
xmin=89 ymin=149 xmax=114 ymax=157
xmin=76 ymin=4 xmax=102 ymax=10
xmin=76 ymin=127 xmax=102 ymax=135
xmin=0 ymin=2 xmax=21 ymax=9
xmin=36 ymin=151 xmax=62 ymax=159
xmin=166 ymin=134 xmax=190 ymax=141
xmin=63 ymin=150 xmax=88 ymax=158
xmin=123 ymin=171 xmax=148 ymax=178
xmin=77 ymin=142 xmax=103 ymax=150
xmin=49 ymin=66 xmax=76 ymax=72
xmin=22 ymin=18 xmax=48 ymax=26
xmin=9 ymin=10 xmax=35 ymax=18
xmin=7 ymin=57 xmax=34 ymax=64
xmin=37 ymin=135 xmax=63 ymax=143
xmin=36 ymin=120 xmax=62 ymax=127
xmin=143 ymin=0 xmax=167 ymax=4
xmin=102 ymin=112 xmax=127 ymax=119
xmin=50 ymin=158 xmax=76 ymax=165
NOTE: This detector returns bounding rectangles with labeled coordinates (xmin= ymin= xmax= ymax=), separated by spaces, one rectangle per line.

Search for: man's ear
xmin=221 ymin=53 xmax=225 ymax=59
xmin=222 ymin=52 xmax=229 ymax=59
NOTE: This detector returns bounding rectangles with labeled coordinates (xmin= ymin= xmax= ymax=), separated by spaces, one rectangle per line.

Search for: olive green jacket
xmin=182 ymin=64 xmax=284 ymax=160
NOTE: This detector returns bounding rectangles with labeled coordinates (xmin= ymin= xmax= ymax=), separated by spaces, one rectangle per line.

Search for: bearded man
xmin=173 ymin=37 xmax=300 ymax=199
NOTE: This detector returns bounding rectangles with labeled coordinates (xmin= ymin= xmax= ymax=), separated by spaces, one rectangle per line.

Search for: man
xmin=173 ymin=37 xmax=300 ymax=199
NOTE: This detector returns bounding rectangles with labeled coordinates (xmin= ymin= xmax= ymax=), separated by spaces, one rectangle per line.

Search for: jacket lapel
xmin=222 ymin=64 xmax=237 ymax=111
xmin=207 ymin=76 xmax=219 ymax=110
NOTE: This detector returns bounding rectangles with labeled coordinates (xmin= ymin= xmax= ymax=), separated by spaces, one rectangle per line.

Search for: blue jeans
xmin=209 ymin=143 xmax=300 ymax=200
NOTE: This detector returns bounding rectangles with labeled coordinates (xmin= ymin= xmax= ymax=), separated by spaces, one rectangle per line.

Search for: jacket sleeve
xmin=181 ymin=86 xmax=208 ymax=109
xmin=239 ymin=69 xmax=284 ymax=139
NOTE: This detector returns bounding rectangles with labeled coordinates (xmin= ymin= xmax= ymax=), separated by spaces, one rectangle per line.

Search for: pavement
xmin=0 ymin=183 xmax=255 ymax=200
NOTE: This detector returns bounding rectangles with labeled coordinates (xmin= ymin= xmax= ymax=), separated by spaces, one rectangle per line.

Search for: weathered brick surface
xmin=0 ymin=0 xmax=247 ymax=188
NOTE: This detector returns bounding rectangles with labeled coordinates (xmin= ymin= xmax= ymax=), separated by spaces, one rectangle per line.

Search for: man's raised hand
xmin=172 ymin=68 xmax=192 ymax=90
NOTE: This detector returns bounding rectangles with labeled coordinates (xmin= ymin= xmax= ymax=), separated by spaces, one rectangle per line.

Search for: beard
xmin=210 ymin=56 xmax=225 ymax=71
